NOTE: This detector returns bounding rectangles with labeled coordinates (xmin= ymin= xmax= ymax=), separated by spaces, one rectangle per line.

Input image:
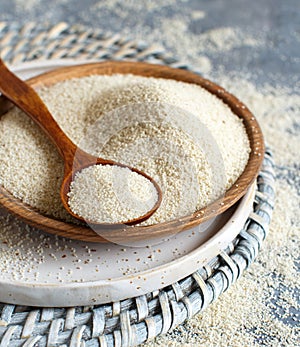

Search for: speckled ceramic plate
xmin=0 ymin=61 xmax=255 ymax=307
xmin=0 ymin=183 xmax=254 ymax=307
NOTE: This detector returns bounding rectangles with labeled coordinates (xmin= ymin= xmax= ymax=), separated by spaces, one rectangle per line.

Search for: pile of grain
xmin=0 ymin=74 xmax=250 ymax=225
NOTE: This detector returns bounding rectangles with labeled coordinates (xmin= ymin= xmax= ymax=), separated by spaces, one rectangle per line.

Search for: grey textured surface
xmin=0 ymin=0 xmax=299 ymax=89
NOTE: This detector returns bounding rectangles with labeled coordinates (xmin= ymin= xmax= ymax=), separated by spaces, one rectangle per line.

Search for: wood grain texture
xmin=0 ymin=61 xmax=264 ymax=243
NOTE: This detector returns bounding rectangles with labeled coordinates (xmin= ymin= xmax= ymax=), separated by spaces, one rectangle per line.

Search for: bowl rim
xmin=0 ymin=61 xmax=265 ymax=243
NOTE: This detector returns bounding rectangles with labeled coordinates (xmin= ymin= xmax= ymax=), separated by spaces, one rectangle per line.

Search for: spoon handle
xmin=0 ymin=59 xmax=83 ymax=169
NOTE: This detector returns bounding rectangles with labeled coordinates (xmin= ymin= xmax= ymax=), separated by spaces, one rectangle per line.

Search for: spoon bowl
xmin=61 ymin=156 xmax=162 ymax=226
xmin=0 ymin=59 xmax=162 ymax=227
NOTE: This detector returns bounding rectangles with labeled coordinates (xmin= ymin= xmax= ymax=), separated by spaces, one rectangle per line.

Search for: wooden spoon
xmin=0 ymin=59 xmax=162 ymax=226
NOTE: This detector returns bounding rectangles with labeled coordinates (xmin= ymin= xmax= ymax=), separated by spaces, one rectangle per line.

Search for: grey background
xmin=0 ymin=0 xmax=299 ymax=90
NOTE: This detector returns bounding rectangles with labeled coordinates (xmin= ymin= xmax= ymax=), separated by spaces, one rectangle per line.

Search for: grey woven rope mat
xmin=0 ymin=22 xmax=275 ymax=347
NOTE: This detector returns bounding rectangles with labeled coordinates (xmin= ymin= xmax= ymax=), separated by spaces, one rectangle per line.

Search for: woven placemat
xmin=0 ymin=22 xmax=275 ymax=347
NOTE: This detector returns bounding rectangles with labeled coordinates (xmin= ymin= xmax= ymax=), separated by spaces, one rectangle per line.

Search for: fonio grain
xmin=68 ymin=165 xmax=159 ymax=223
xmin=0 ymin=74 xmax=250 ymax=224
